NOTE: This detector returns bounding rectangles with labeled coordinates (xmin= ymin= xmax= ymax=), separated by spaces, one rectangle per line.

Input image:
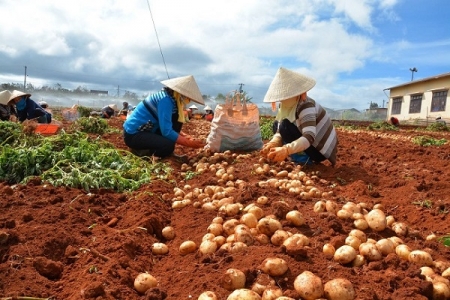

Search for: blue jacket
xmin=17 ymin=98 xmax=52 ymax=123
xmin=123 ymin=90 xmax=179 ymax=142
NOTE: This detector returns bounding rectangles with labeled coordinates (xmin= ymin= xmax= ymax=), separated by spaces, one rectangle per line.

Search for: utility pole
xmin=409 ymin=67 xmax=417 ymax=81
xmin=238 ymin=83 xmax=244 ymax=93
xmin=24 ymin=66 xmax=27 ymax=91
xmin=117 ymin=85 xmax=120 ymax=97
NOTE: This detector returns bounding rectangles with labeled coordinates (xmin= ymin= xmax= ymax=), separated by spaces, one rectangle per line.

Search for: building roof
xmin=384 ymin=72 xmax=450 ymax=91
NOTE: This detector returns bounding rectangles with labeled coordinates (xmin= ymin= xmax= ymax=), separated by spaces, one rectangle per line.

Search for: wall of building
xmin=387 ymin=76 xmax=449 ymax=123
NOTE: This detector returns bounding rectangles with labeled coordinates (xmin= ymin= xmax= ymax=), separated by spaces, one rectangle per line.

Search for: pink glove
xmin=267 ymin=147 xmax=289 ymax=162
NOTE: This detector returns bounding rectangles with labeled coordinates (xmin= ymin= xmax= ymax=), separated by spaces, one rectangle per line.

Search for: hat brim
xmin=263 ymin=67 xmax=316 ymax=103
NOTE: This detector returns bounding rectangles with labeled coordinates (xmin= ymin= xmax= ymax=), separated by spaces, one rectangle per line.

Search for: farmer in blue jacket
xmin=123 ymin=75 xmax=205 ymax=158
xmin=8 ymin=90 xmax=51 ymax=123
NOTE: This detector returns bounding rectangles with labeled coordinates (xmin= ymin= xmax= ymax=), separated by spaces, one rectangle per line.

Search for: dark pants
xmin=273 ymin=119 xmax=327 ymax=163
xmin=124 ymin=116 xmax=182 ymax=158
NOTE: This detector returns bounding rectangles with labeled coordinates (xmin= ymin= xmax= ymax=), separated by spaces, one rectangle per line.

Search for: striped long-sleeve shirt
xmin=295 ymin=97 xmax=338 ymax=165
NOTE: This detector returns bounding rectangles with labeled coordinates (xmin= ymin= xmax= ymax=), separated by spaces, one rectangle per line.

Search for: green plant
xmin=438 ymin=235 xmax=450 ymax=247
xmin=259 ymin=116 xmax=274 ymax=140
xmin=76 ymin=105 xmax=94 ymax=117
xmin=412 ymin=199 xmax=433 ymax=209
xmin=71 ymin=117 xmax=109 ymax=134
xmin=425 ymin=122 xmax=449 ymax=132
xmin=184 ymin=171 xmax=199 ymax=180
xmin=367 ymin=121 xmax=398 ymax=131
xmin=0 ymin=130 xmax=172 ymax=191
xmin=412 ymin=136 xmax=447 ymax=147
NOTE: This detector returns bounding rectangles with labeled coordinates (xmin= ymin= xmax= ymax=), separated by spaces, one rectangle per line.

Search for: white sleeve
xmin=284 ymin=136 xmax=310 ymax=154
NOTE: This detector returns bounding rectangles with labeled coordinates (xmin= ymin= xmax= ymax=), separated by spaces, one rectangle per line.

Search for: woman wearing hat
xmin=101 ymin=104 xmax=118 ymax=118
xmin=261 ymin=67 xmax=337 ymax=166
xmin=123 ymin=75 xmax=205 ymax=158
xmin=203 ymin=105 xmax=214 ymax=121
xmin=0 ymin=90 xmax=17 ymax=121
xmin=8 ymin=90 xmax=51 ymax=123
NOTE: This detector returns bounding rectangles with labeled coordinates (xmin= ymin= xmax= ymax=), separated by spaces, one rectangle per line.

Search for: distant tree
xmin=74 ymin=86 xmax=90 ymax=94
xmin=369 ymin=102 xmax=379 ymax=109
xmin=123 ymin=90 xmax=138 ymax=100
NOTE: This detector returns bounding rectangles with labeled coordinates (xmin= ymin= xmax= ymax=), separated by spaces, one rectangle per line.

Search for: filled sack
xmin=205 ymin=92 xmax=263 ymax=152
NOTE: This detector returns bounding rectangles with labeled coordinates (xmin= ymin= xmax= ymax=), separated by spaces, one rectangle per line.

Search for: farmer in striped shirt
xmin=261 ymin=67 xmax=338 ymax=166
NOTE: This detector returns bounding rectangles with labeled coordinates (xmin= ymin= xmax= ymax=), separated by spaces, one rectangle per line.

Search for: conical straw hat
xmin=0 ymin=90 xmax=12 ymax=105
xmin=204 ymin=105 xmax=212 ymax=110
xmin=161 ymin=75 xmax=204 ymax=105
xmin=108 ymin=104 xmax=118 ymax=111
xmin=8 ymin=90 xmax=31 ymax=104
xmin=188 ymin=104 xmax=198 ymax=110
xmin=263 ymin=67 xmax=316 ymax=103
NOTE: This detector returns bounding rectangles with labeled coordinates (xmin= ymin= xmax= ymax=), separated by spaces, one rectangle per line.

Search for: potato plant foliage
xmin=0 ymin=122 xmax=171 ymax=191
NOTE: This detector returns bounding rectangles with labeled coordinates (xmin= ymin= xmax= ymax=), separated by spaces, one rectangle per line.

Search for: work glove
xmin=176 ymin=135 xmax=205 ymax=149
xmin=261 ymin=134 xmax=282 ymax=155
xmin=267 ymin=146 xmax=289 ymax=162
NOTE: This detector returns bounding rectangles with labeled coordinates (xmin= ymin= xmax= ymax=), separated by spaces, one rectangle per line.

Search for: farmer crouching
xmin=8 ymin=90 xmax=51 ymax=124
xmin=261 ymin=67 xmax=338 ymax=166
xmin=123 ymin=75 xmax=205 ymax=158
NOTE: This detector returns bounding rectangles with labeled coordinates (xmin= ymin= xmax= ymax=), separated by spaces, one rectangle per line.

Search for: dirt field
xmin=1 ymin=117 xmax=450 ymax=300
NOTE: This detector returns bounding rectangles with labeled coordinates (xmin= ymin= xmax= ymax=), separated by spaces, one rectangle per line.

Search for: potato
xmin=323 ymin=243 xmax=335 ymax=259
xmin=227 ymin=289 xmax=262 ymax=300
xmin=352 ymin=254 xmax=366 ymax=267
xmin=257 ymin=217 xmax=282 ymax=237
xmin=198 ymin=291 xmax=218 ymax=300
xmin=432 ymin=281 xmax=450 ymax=300
xmin=179 ymin=240 xmax=197 ymax=255
xmin=134 ymin=272 xmax=157 ymax=294
xmin=259 ymin=257 xmax=288 ymax=276
xmin=395 ymin=244 xmax=411 ymax=260
xmin=207 ymin=223 xmax=223 ymax=236
xmin=293 ymin=271 xmax=324 ymax=300
xmin=345 ymin=236 xmax=361 ymax=250
xmin=240 ymin=213 xmax=258 ymax=228
xmin=375 ymin=238 xmax=395 ymax=256
xmin=323 ymin=278 xmax=355 ymax=300
xmin=365 ymin=209 xmax=387 ymax=232
xmin=349 ymin=229 xmax=367 ymax=243
xmin=334 ymin=245 xmax=357 ymax=264
xmin=261 ymin=286 xmax=283 ymax=299
xmin=391 ymin=222 xmax=408 ymax=236
xmin=409 ymin=250 xmax=433 ymax=266
xmin=286 ymin=210 xmax=305 ymax=226
xmin=353 ymin=218 xmax=369 ymax=230
xmin=221 ymin=268 xmax=246 ymax=291
xmin=151 ymin=242 xmax=169 ymax=255
xmin=359 ymin=242 xmax=382 ymax=261
xmin=313 ymin=200 xmax=326 ymax=213
xmin=161 ymin=226 xmax=175 ymax=240
xmin=270 ymin=229 xmax=290 ymax=246
xmin=199 ymin=239 xmax=217 ymax=255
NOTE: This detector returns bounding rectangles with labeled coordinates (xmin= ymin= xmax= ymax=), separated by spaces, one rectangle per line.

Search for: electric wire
xmin=145 ymin=0 xmax=170 ymax=80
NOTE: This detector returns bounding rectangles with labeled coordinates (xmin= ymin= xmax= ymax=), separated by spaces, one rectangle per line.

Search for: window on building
xmin=431 ymin=90 xmax=448 ymax=112
xmin=391 ymin=97 xmax=402 ymax=114
xmin=409 ymin=94 xmax=422 ymax=114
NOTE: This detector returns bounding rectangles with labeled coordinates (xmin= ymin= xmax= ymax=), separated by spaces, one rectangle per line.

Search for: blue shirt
xmin=17 ymin=98 xmax=52 ymax=123
xmin=123 ymin=90 xmax=179 ymax=142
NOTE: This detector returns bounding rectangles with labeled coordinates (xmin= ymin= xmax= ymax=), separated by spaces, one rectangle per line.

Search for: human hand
xmin=186 ymin=138 xmax=205 ymax=149
xmin=261 ymin=141 xmax=278 ymax=155
xmin=267 ymin=147 xmax=289 ymax=162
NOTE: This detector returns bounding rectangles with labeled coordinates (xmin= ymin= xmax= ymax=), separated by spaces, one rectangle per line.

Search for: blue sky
xmin=0 ymin=0 xmax=449 ymax=110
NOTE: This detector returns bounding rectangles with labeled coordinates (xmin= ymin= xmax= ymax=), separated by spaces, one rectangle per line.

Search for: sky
xmin=1 ymin=0 xmax=449 ymax=110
